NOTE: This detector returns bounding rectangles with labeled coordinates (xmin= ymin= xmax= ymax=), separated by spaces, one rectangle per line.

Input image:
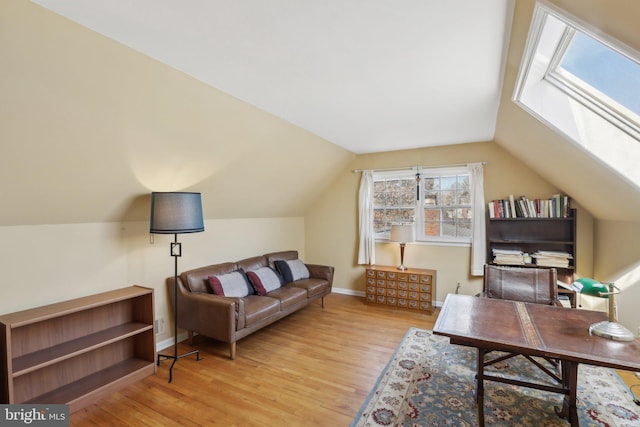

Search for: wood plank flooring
xmin=71 ymin=294 xmax=438 ymax=426
xmin=70 ymin=293 xmax=640 ymax=426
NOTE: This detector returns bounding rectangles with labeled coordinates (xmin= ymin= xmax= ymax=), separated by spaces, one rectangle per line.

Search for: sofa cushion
xmin=266 ymin=285 xmax=308 ymax=310
xmin=289 ymin=277 xmax=331 ymax=298
xmin=275 ymin=259 xmax=310 ymax=283
xmin=243 ymin=295 xmax=281 ymax=327
xmin=246 ymin=267 xmax=284 ymax=296
xmin=208 ymin=269 xmax=253 ymax=297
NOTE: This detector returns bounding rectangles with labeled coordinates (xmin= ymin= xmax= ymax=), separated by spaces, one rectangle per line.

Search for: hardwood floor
xmin=70 ymin=294 xmax=438 ymax=426
xmin=70 ymin=293 xmax=640 ymax=426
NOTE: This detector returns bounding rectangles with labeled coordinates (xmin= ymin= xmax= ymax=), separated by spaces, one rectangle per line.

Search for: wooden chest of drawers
xmin=365 ymin=265 xmax=436 ymax=313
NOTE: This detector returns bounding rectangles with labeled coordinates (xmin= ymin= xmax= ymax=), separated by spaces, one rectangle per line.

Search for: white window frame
xmin=512 ymin=1 xmax=640 ymax=189
xmin=373 ymin=166 xmax=472 ymax=245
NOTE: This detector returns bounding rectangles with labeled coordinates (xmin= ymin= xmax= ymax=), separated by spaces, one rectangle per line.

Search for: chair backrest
xmin=482 ymin=264 xmax=559 ymax=305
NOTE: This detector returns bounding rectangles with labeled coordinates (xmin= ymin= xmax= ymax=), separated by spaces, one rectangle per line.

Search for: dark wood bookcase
xmin=486 ymin=209 xmax=577 ymax=285
xmin=0 ymin=286 xmax=155 ymax=412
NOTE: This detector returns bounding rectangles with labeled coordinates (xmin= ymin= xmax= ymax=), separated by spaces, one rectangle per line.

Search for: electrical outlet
xmin=155 ymin=318 xmax=165 ymax=335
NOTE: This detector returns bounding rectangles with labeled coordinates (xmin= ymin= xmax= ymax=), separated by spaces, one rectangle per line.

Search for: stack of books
xmin=492 ymin=248 xmax=526 ymax=265
xmin=532 ymin=250 xmax=572 ymax=268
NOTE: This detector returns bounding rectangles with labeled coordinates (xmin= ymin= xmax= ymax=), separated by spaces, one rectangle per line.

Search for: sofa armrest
xmin=169 ymin=277 xmax=243 ymax=342
xmin=305 ymin=264 xmax=334 ymax=288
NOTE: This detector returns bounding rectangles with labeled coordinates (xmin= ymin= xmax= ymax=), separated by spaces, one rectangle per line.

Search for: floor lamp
xmin=150 ymin=191 xmax=204 ymax=382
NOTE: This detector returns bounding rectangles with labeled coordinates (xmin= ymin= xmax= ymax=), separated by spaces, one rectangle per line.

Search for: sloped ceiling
xmin=31 ymin=0 xmax=515 ymax=154
xmin=0 ymin=0 xmax=353 ymax=226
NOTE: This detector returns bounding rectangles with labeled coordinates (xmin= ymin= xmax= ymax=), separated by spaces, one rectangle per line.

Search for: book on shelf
xmin=488 ymin=194 xmax=571 ymax=218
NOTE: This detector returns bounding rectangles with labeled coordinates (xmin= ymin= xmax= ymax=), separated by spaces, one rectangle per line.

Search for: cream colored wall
xmin=593 ymin=222 xmax=640 ymax=336
xmin=306 ymin=141 xmax=594 ymax=305
xmin=0 ymin=217 xmax=304 ymax=345
xmin=1 ymin=0 xmax=352 ymax=227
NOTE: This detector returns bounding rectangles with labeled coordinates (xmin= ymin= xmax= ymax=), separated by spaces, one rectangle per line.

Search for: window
xmin=373 ymin=167 xmax=472 ymax=244
xmin=513 ymin=1 xmax=640 ymax=188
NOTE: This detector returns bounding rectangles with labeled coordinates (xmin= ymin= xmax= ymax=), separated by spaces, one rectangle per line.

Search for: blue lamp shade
xmin=150 ymin=192 xmax=204 ymax=234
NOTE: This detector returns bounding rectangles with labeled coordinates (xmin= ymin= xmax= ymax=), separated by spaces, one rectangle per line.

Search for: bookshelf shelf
xmin=486 ymin=209 xmax=577 ymax=285
xmin=0 ymin=286 xmax=156 ymax=412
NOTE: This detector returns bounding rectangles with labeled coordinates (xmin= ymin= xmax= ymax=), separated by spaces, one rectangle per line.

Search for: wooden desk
xmin=433 ymin=294 xmax=640 ymax=427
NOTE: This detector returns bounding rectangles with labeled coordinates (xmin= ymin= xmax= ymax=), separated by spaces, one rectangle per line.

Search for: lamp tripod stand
xmin=156 ymin=234 xmax=201 ymax=383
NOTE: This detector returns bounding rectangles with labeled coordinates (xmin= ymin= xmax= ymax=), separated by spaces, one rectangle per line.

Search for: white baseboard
xmin=332 ymin=287 xmax=365 ymax=297
xmin=156 ymin=331 xmax=189 ymax=352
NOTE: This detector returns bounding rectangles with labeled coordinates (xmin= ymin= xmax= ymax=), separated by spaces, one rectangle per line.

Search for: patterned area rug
xmin=352 ymin=328 xmax=639 ymax=426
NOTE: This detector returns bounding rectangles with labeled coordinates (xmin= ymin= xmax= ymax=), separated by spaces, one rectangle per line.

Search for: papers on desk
xmin=532 ymin=251 xmax=572 ymax=268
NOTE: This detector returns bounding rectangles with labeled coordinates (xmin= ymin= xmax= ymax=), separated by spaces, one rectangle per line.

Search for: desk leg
xmin=476 ymin=348 xmax=485 ymax=427
xmin=555 ymin=361 xmax=578 ymax=427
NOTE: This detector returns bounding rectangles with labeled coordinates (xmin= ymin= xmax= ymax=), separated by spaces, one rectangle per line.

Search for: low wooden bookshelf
xmin=0 ymin=286 xmax=156 ymax=412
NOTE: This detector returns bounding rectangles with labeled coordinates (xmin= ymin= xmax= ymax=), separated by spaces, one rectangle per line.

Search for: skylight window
xmin=547 ymin=30 xmax=640 ymax=137
xmin=513 ymin=1 xmax=640 ymax=189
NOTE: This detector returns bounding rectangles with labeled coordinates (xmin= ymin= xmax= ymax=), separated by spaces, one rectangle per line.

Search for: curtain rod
xmin=352 ymin=161 xmax=487 ymax=173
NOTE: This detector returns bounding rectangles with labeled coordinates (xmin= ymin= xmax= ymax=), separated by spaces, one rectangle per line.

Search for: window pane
xmin=560 ymin=32 xmax=640 ymax=115
xmin=457 ymin=221 xmax=472 ymax=238
xmin=440 ymin=190 xmax=456 ymax=206
xmin=373 ymin=168 xmax=472 ymax=243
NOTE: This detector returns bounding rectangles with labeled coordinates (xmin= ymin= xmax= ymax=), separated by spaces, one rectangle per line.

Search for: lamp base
xmin=397 ymin=264 xmax=408 ymax=271
xmin=157 ymin=349 xmax=201 ymax=383
xmin=589 ymin=321 xmax=635 ymax=342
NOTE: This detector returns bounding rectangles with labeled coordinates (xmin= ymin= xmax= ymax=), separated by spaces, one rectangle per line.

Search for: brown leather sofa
xmin=167 ymin=250 xmax=334 ymax=359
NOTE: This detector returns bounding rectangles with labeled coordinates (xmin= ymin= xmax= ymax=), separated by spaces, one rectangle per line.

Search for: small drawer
xmin=408 ymin=283 xmax=419 ymax=292
xmin=377 ymin=287 xmax=386 ymax=295
xmin=398 ymin=290 xmax=408 ymax=298
xmin=419 ymin=292 xmax=431 ymax=301
xmin=386 ymin=288 xmax=397 ymax=298
xmin=397 ymin=282 xmax=408 ymax=290
xmin=366 ymin=285 xmax=376 ymax=294
xmin=366 ymin=294 xmax=376 ymax=302
xmin=419 ymin=301 xmax=432 ymax=311
xmin=366 ymin=269 xmax=375 ymax=277
xmin=386 ymin=281 xmax=397 ymax=289
xmin=377 ymin=295 xmax=386 ymax=304
xmin=367 ymin=278 xmax=375 ymax=285
xmin=408 ymin=300 xmax=419 ymax=309
xmin=408 ymin=274 xmax=419 ymax=282
xmin=377 ymin=279 xmax=386 ymax=287
xmin=397 ymin=299 xmax=408 ymax=308
xmin=398 ymin=273 xmax=409 ymax=281
xmin=387 ymin=272 xmax=396 ymax=280
xmin=377 ymin=271 xmax=386 ymax=278
xmin=386 ymin=297 xmax=397 ymax=306
xmin=409 ymin=291 xmax=419 ymax=300
xmin=420 ymin=284 xmax=431 ymax=292
xmin=420 ymin=275 xmax=432 ymax=284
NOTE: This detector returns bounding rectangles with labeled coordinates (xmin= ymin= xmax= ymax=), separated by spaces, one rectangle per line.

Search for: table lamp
xmin=571 ymin=277 xmax=634 ymax=341
xmin=390 ymin=224 xmax=414 ymax=271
